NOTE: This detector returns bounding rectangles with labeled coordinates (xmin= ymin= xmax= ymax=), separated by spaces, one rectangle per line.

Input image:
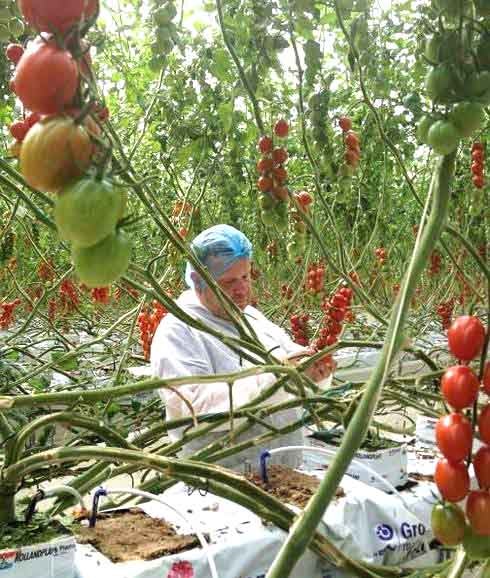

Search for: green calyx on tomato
xmin=55 ymin=177 xmax=126 ymax=248
xmin=449 ymin=102 xmax=485 ymax=137
xmin=427 ymin=120 xmax=460 ymax=155
xmin=431 ymin=502 xmax=466 ymax=546
xmin=72 ymin=230 xmax=132 ymax=288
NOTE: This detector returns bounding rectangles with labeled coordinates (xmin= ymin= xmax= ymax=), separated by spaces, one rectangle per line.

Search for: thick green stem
xmin=0 ymin=481 xmax=16 ymax=525
xmin=265 ymin=153 xmax=455 ymax=578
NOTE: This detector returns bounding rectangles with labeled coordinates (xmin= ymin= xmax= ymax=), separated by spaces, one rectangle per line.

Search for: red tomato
xmin=447 ymin=315 xmax=486 ymax=362
xmin=272 ymin=186 xmax=288 ymax=202
xmin=441 ymin=365 xmax=480 ymax=410
xmin=483 ymin=362 xmax=490 ymax=395
xmin=330 ymin=308 xmax=346 ymax=322
xmin=473 ymin=175 xmax=485 ymax=189
xmin=257 ymin=176 xmax=273 ymax=192
xmin=338 ymin=116 xmax=352 ymax=132
xmin=466 ymin=490 xmax=490 ymax=536
xmin=257 ymin=157 xmax=273 ymax=174
xmin=9 ymin=121 xmax=29 ymax=141
xmin=479 ymin=405 xmax=490 ymax=445
xmin=344 ymin=149 xmax=360 ymax=166
xmin=472 ymin=142 xmax=484 ymax=152
xmin=274 ymin=119 xmax=289 ymax=138
xmin=272 ymin=166 xmax=288 ymax=183
xmin=339 ymin=287 xmax=353 ymax=301
xmin=12 ymin=41 xmax=79 ymax=115
xmin=6 ymin=43 xmax=24 ymax=64
xmin=471 ymin=161 xmax=483 ymax=175
xmin=435 ymin=412 xmax=473 ymax=462
xmin=297 ymin=191 xmax=313 ymax=206
xmin=472 ymin=149 xmax=484 ymax=163
xmin=434 ymin=458 xmax=470 ymax=502
xmin=331 ymin=294 xmax=348 ymax=309
xmin=18 ymin=0 xmax=98 ymax=33
xmin=345 ymin=131 xmax=359 ymax=148
xmin=258 ymin=135 xmax=273 ymax=154
xmin=25 ymin=111 xmax=41 ymax=128
xmin=474 ymin=446 xmax=490 ymax=489
xmin=272 ymin=147 xmax=288 ymax=165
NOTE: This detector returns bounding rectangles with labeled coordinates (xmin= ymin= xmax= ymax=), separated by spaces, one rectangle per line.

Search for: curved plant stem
xmin=265 ymin=153 xmax=456 ymax=578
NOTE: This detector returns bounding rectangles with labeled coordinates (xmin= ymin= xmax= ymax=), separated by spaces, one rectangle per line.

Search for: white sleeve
xmin=150 ymin=321 xmax=287 ymax=421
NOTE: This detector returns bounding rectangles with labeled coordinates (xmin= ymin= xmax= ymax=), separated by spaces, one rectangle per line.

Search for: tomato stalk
xmin=265 ymin=153 xmax=456 ymax=578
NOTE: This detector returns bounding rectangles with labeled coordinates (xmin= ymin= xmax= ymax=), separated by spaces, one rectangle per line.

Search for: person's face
xmin=198 ymin=258 xmax=252 ymax=318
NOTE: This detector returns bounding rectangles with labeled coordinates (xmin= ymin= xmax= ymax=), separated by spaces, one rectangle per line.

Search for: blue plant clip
xmin=260 ymin=450 xmax=271 ymax=484
xmin=89 ymin=487 xmax=107 ymax=528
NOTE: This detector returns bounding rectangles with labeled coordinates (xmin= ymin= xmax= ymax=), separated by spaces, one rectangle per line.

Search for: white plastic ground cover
xmin=74 ymin=460 xmax=436 ymax=578
xmin=0 ymin=535 xmax=76 ymax=578
xmin=303 ymin=434 xmax=408 ymax=491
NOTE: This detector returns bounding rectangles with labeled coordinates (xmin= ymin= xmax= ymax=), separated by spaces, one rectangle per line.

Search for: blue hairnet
xmin=185 ymin=224 xmax=253 ymax=290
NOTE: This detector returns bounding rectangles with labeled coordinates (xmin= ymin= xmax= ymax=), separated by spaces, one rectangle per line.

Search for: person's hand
xmin=286 ymin=350 xmax=336 ymax=384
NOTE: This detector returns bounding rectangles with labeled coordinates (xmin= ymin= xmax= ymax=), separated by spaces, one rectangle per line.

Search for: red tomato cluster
xmin=436 ymin=299 xmax=454 ymax=330
xmin=290 ymin=314 xmax=310 ymax=347
xmin=471 ymin=142 xmax=485 ymax=189
xmin=0 ymin=299 xmax=22 ymax=330
xmin=428 ymin=251 xmax=442 ymax=275
xmin=37 ymin=259 xmax=56 ymax=282
xmin=314 ymin=286 xmax=354 ymax=351
xmin=306 ymin=262 xmax=325 ymax=294
xmin=374 ymin=247 xmax=387 ymax=264
xmin=91 ymin=287 xmax=110 ymax=305
xmin=281 ymin=284 xmax=293 ymax=300
xmin=338 ymin=116 xmax=361 ymax=173
xmin=432 ymin=316 xmax=490 ymax=542
xmin=257 ymin=120 xmax=290 ymax=202
xmin=137 ymin=301 xmax=167 ymax=360
xmin=59 ymin=278 xmax=79 ymax=313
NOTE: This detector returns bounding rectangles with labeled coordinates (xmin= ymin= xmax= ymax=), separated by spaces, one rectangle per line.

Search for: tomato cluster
xmin=374 ymin=247 xmax=387 ymax=265
xmin=306 ymin=262 xmax=325 ymax=294
xmin=313 ymin=286 xmax=354 ymax=351
xmin=0 ymin=298 xmax=22 ymax=330
xmin=428 ymin=251 xmax=442 ymax=276
xmin=257 ymin=119 xmax=291 ymax=230
xmin=471 ymin=142 xmax=485 ymax=189
xmin=290 ymin=314 xmax=310 ymax=347
xmin=59 ymin=279 xmax=79 ymax=313
xmin=287 ymin=191 xmax=313 ymax=258
xmin=432 ymin=315 xmax=489 ymax=544
xmin=137 ymin=301 xmax=167 ymax=360
xmin=37 ymin=259 xmax=56 ymax=282
xmin=339 ymin=116 xmax=361 ymax=174
xmin=5 ymin=1 xmax=133 ymax=289
xmin=149 ymin=0 xmax=179 ymax=72
xmin=91 ymin=287 xmax=110 ymax=305
xmin=436 ymin=299 xmax=454 ymax=330
xmin=417 ymin=6 xmax=489 ymax=157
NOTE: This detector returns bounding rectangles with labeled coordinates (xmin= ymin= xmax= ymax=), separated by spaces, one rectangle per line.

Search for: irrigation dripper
xmin=89 ymin=487 xmax=108 ymax=528
xmin=259 ymin=450 xmax=271 ymax=484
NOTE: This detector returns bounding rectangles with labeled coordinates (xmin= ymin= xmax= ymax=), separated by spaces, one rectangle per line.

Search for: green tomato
xmin=260 ymin=194 xmax=275 ymax=211
xmin=72 ymin=231 xmax=132 ymax=288
xmin=55 ymin=177 xmax=126 ymax=248
xmin=431 ymin=503 xmax=466 ymax=546
xmin=449 ymin=102 xmax=485 ymax=137
xmin=463 ymin=526 xmax=490 ymax=560
xmin=468 ymin=71 xmax=490 ymax=98
xmin=427 ymin=120 xmax=460 ymax=155
xmin=261 ymin=209 xmax=276 ymax=227
xmin=153 ymin=3 xmax=177 ymax=25
xmin=416 ymin=115 xmax=437 ymax=144
xmin=425 ymin=64 xmax=456 ymax=101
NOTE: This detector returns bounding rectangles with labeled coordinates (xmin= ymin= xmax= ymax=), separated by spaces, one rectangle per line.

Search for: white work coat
xmin=151 ymin=290 xmax=307 ymax=444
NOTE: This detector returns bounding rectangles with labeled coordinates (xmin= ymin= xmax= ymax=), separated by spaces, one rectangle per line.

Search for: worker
xmin=151 ymin=224 xmax=334 ymax=470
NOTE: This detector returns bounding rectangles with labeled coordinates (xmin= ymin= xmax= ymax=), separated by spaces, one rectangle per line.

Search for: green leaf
xmin=51 ymin=351 xmax=79 ymax=371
